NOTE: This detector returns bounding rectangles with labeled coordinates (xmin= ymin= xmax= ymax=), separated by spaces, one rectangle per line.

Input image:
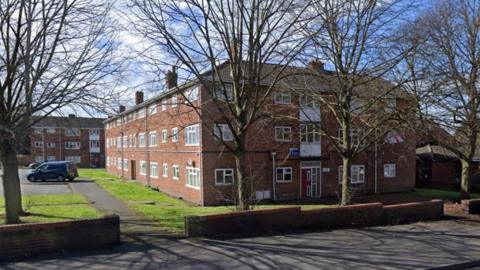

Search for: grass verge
xmin=79 ymin=169 xmax=328 ymax=234
xmin=0 ymin=194 xmax=101 ymax=224
xmin=414 ymin=188 xmax=480 ymax=201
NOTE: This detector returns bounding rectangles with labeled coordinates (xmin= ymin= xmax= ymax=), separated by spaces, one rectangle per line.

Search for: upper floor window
xmin=34 ymin=141 xmax=44 ymax=148
xmin=171 ymin=95 xmax=178 ymax=108
xmin=90 ymin=140 xmax=100 ymax=149
xmin=184 ymin=86 xmax=199 ymax=102
xmin=149 ymin=104 xmax=157 ymax=115
xmin=34 ymin=128 xmax=43 ymax=134
xmin=300 ymin=124 xmax=320 ymax=143
xmin=300 ymin=95 xmax=318 ymax=108
xmin=162 ymin=129 xmax=168 ymax=143
xmin=186 ymin=167 xmax=200 ymax=188
xmin=149 ymin=131 xmax=157 ymax=146
xmin=137 ymin=108 xmax=146 ymax=119
xmin=138 ymin=133 xmax=146 ymax=147
xmin=338 ymin=128 xmax=363 ymax=146
xmin=150 ymin=162 xmax=159 ymax=178
xmin=172 ymin=127 xmax=179 ymax=142
xmin=384 ymin=164 xmax=396 ymax=178
xmin=172 ymin=165 xmax=180 ymax=179
xmin=47 ymin=142 xmax=56 ymax=148
xmin=213 ymin=84 xmax=234 ymax=102
xmin=273 ymin=91 xmax=291 ymax=104
xmin=65 ymin=128 xmax=80 ymax=136
xmin=185 ymin=124 xmax=200 ymax=146
xmin=140 ymin=160 xmax=147 ymax=175
xmin=275 ymin=126 xmax=292 ymax=142
xmin=89 ymin=129 xmax=100 ymax=136
xmin=213 ymin=124 xmax=234 ymax=142
xmin=65 ymin=141 xmax=81 ymax=149
xmin=46 ymin=128 xmax=56 ymax=134
xmin=276 ymin=167 xmax=292 ymax=183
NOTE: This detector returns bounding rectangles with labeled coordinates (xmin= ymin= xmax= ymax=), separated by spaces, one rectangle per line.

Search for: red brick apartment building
xmin=105 ymin=64 xmax=416 ymax=206
xmin=17 ymin=115 xmax=106 ymax=168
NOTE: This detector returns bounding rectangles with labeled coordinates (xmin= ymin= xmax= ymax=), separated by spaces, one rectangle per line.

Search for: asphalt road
xmin=0 ymin=168 xmax=73 ymax=196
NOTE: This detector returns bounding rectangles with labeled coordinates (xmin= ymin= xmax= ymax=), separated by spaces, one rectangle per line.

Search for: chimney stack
xmin=135 ymin=91 xmax=144 ymax=105
xmin=309 ymin=59 xmax=324 ymax=72
xmin=119 ymin=105 xmax=126 ymax=113
xmin=166 ymin=66 xmax=178 ymax=89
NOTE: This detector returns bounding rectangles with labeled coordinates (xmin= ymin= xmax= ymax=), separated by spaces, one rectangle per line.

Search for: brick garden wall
xmin=0 ymin=215 xmax=120 ymax=260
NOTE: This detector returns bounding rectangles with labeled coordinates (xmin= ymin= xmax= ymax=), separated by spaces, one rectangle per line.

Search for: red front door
xmin=302 ymin=168 xmax=311 ymax=198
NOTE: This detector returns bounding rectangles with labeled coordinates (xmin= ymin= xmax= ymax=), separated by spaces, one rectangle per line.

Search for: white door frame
xmin=300 ymin=165 xmax=322 ymax=198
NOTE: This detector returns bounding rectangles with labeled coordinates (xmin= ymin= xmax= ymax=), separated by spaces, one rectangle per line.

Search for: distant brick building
xmin=105 ymin=63 xmax=416 ymax=206
xmin=17 ymin=115 xmax=106 ymax=168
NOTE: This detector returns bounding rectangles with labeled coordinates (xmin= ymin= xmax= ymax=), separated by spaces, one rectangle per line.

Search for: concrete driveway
xmin=0 ymin=168 xmax=72 ymax=196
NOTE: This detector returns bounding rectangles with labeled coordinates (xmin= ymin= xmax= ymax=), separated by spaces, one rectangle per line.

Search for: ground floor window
xmin=351 ymin=165 xmax=365 ymax=184
xmin=47 ymin=156 xmax=56 ymax=161
xmin=384 ymin=164 xmax=396 ymax=178
xmin=186 ymin=167 xmax=200 ymax=188
xmin=215 ymin=168 xmax=234 ymax=185
xmin=140 ymin=160 xmax=147 ymax=175
xmin=117 ymin=157 xmax=122 ymax=169
xmin=163 ymin=163 xmax=168 ymax=177
xmin=150 ymin=162 xmax=158 ymax=178
xmin=173 ymin=165 xmax=179 ymax=180
xmin=123 ymin=159 xmax=128 ymax=171
xmin=276 ymin=167 xmax=292 ymax=183
xmin=35 ymin=156 xmax=44 ymax=163
xmin=65 ymin=156 xmax=81 ymax=164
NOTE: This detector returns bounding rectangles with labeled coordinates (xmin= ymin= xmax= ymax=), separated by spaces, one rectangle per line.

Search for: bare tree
xmin=295 ymin=0 xmax=415 ymax=205
xmin=0 ymin=0 xmax=118 ymax=224
xmin=130 ymin=0 xmax=314 ymax=210
xmin=400 ymin=0 xmax=480 ymax=199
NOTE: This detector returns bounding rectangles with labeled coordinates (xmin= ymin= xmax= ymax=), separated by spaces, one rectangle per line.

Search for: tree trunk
xmin=340 ymin=156 xmax=351 ymax=205
xmin=460 ymin=159 xmax=471 ymax=200
xmin=0 ymin=142 xmax=23 ymax=224
xmin=234 ymin=151 xmax=250 ymax=211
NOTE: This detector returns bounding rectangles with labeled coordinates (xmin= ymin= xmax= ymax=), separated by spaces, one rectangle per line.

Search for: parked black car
xmin=26 ymin=161 xmax=78 ymax=182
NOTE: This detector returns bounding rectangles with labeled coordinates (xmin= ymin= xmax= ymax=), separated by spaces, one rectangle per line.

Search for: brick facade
xmin=105 ymin=67 xmax=416 ymax=206
xmin=17 ymin=116 xmax=105 ymax=168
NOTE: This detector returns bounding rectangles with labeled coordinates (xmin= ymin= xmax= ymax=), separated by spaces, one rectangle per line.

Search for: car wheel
xmin=28 ymin=175 xmax=36 ymax=182
xmin=57 ymin=175 xmax=65 ymax=182
xmin=68 ymin=177 xmax=74 ymax=182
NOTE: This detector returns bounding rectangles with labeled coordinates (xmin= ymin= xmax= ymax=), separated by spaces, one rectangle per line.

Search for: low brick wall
xmin=185 ymin=200 xmax=444 ymax=238
xmin=185 ymin=207 xmax=300 ymax=237
xmin=301 ymin=203 xmax=384 ymax=229
xmin=383 ymin=200 xmax=444 ymax=224
xmin=0 ymin=215 xmax=120 ymax=260
xmin=461 ymin=199 xmax=480 ymax=214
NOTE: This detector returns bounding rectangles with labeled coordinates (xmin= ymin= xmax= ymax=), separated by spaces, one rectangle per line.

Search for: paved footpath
xmin=3 ymin=181 xmax=480 ymax=269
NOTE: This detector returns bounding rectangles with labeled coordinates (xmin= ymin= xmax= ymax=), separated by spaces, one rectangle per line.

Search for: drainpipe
xmin=271 ymin=152 xmax=276 ymax=201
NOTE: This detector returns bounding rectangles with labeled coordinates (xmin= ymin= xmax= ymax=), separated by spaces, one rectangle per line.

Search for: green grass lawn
xmin=79 ymin=169 xmax=328 ymax=234
xmin=414 ymin=188 xmax=480 ymax=201
xmin=0 ymin=194 xmax=101 ymax=224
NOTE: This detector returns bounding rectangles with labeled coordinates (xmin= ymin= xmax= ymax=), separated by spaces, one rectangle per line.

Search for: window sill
xmin=276 ymin=181 xmax=293 ymax=184
xmin=186 ymin=184 xmax=200 ymax=190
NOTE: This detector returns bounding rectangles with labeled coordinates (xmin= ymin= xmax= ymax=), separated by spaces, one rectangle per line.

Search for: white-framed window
xmin=276 ymin=167 xmax=292 ymax=183
xmin=185 ymin=124 xmax=200 ymax=146
xmin=171 ymin=95 xmax=178 ymax=108
xmin=351 ymin=165 xmax=365 ymax=184
xmin=149 ymin=131 xmax=157 ymax=146
xmin=148 ymin=103 xmax=157 ymax=115
xmin=116 ymin=136 xmax=121 ymax=146
xmin=300 ymin=95 xmax=318 ymax=108
xmin=338 ymin=128 xmax=363 ymax=146
xmin=89 ymin=129 xmax=100 ymax=136
xmin=172 ymin=127 xmax=179 ymax=142
xmin=300 ymin=124 xmax=320 ymax=143
xmin=65 ymin=156 xmax=81 ymax=164
xmin=65 ymin=128 xmax=80 ymax=136
xmin=47 ymin=142 xmax=56 ymax=148
xmin=34 ymin=128 xmax=43 ymax=134
xmin=186 ymin=167 xmax=200 ymax=188
xmin=150 ymin=162 xmax=159 ymax=178
xmin=138 ymin=133 xmax=146 ymax=147
xmin=89 ymin=140 xmax=100 ymax=149
xmin=123 ymin=159 xmax=128 ymax=171
xmin=140 ymin=160 xmax=147 ymax=175
xmin=162 ymin=129 xmax=168 ymax=143
xmin=215 ymin=168 xmax=234 ymax=185
xmin=46 ymin=128 xmax=56 ymax=134
xmin=275 ymin=126 xmax=292 ymax=142
xmin=213 ymin=124 xmax=234 ymax=142
xmin=161 ymin=99 xmax=167 ymax=111
xmin=163 ymin=163 xmax=168 ymax=177
xmin=65 ymin=141 xmax=80 ymax=149
xmin=47 ymin=156 xmax=56 ymax=161
xmin=384 ymin=164 xmax=396 ymax=178
xmin=184 ymin=86 xmax=199 ymax=102
xmin=273 ymin=91 xmax=291 ymax=104
xmin=213 ymin=83 xmax=234 ymax=102
xmin=137 ymin=108 xmax=146 ymax=119
xmin=132 ymin=134 xmax=137 ymax=147
xmin=34 ymin=141 xmax=44 ymax=148
xmin=172 ymin=165 xmax=179 ymax=180
xmin=34 ymin=156 xmax=44 ymax=163
xmin=122 ymin=135 xmax=128 ymax=147
xmin=117 ymin=157 xmax=122 ymax=169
